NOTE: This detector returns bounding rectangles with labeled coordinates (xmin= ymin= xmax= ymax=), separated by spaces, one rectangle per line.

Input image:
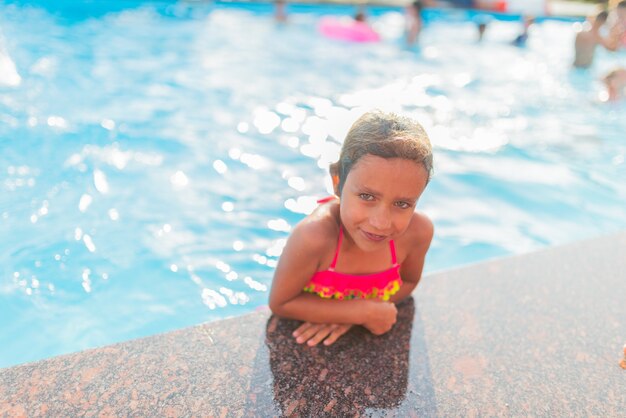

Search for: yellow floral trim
xmin=303 ymin=278 xmax=401 ymax=301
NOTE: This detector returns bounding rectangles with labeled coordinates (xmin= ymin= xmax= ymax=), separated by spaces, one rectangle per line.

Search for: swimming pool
xmin=1 ymin=0 xmax=625 ymax=368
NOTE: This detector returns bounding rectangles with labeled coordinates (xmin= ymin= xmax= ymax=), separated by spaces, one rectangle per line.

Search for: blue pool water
xmin=1 ymin=1 xmax=625 ymax=368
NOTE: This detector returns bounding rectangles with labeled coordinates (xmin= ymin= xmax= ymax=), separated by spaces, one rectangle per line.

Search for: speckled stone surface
xmin=1 ymin=232 xmax=625 ymax=417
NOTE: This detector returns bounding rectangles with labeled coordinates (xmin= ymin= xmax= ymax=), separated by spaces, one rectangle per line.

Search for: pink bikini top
xmin=303 ymin=226 xmax=402 ymax=301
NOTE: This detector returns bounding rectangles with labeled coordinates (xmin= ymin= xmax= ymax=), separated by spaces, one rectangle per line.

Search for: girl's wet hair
xmin=330 ymin=110 xmax=433 ymax=195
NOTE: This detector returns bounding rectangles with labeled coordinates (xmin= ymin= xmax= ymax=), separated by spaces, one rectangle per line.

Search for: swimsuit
xmin=303 ymin=226 xmax=402 ymax=301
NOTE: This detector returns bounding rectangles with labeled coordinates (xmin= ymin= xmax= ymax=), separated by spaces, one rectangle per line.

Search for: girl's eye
xmin=358 ymin=193 xmax=374 ymax=201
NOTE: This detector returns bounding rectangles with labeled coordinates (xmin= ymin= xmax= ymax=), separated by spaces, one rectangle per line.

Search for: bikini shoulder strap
xmin=389 ymin=239 xmax=398 ymax=266
xmin=328 ymin=226 xmax=343 ymax=271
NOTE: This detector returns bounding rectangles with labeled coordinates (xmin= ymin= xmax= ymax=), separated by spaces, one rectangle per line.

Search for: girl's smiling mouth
xmin=362 ymin=230 xmax=387 ymax=242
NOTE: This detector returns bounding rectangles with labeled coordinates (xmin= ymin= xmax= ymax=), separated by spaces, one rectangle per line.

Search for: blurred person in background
xmin=512 ymin=15 xmax=535 ymax=46
xmin=274 ymin=0 xmax=287 ymax=24
xmin=603 ymin=67 xmax=626 ymax=101
xmin=573 ymin=11 xmax=609 ymax=68
xmin=405 ymin=1 xmax=435 ymax=45
xmin=604 ymin=0 xmax=626 ymax=50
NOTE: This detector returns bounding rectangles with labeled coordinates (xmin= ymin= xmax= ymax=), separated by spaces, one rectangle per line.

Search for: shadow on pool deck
xmin=1 ymin=231 xmax=625 ymax=416
xmin=246 ymin=297 xmax=437 ymax=415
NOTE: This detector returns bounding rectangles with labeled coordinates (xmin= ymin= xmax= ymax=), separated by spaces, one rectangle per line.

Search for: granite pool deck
xmin=1 ymin=231 xmax=625 ymax=417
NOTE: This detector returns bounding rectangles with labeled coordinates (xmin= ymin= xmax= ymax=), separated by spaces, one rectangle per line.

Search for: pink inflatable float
xmin=318 ymin=17 xmax=380 ymax=43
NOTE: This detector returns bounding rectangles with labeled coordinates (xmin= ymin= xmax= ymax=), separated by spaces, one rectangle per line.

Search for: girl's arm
xmin=269 ymin=219 xmax=396 ymax=332
xmin=389 ymin=212 xmax=434 ymax=304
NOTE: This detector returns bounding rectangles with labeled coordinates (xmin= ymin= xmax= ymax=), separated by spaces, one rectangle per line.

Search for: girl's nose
xmin=369 ymin=205 xmax=391 ymax=231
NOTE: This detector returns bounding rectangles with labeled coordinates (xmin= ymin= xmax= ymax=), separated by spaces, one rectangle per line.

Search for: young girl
xmin=269 ymin=110 xmax=434 ymax=347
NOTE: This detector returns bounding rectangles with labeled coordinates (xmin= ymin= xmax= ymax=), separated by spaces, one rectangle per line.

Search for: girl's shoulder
xmin=290 ymin=198 xmax=340 ymax=251
xmin=402 ymin=210 xmax=434 ymax=246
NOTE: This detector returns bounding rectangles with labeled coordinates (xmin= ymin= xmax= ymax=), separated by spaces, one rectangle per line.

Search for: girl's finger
xmin=295 ymin=323 xmax=323 ymax=344
xmin=323 ymin=324 xmax=352 ymax=346
xmin=306 ymin=325 xmax=334 ymax=346
xmin=292 ymin=321 xmax=313 ymax=337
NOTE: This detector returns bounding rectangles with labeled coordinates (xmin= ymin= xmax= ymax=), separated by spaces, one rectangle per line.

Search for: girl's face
xmin=339 ymin=154 xmax=428 ymax=252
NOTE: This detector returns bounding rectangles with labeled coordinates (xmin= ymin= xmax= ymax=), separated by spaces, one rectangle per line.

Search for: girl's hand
xmin=292 ymin=322 xmax=353 ymax=346
xmin=362 ymin=301 xmax=397 ymax=335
